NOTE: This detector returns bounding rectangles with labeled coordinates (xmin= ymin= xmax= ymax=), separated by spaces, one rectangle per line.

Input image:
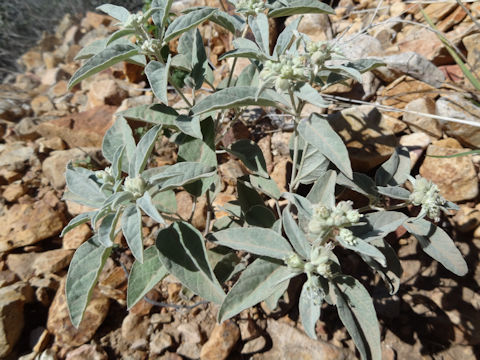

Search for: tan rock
xmin=437 ymin=5 xmax=467 ymax=32
xmin=257 ymin=135 xmax=273 ymax=173
xmin=0 ymin=283 xmax=29 ymax=357
xmin=37 ymin=136 xmax=66 ymax=152
xmin=43 ymin=52 xmax=59 ymax=69
xmin=0 ymin=142 xmax=35 ymax=171
xmin=0 ymin=199 xmax=65 ymax=252
xmin=7 ymin=249 xmax=73 ymax=281
xmin=50 ymin=80 xmax=69 ymax=98
xmin=47 ymin=279 xmax=110 ymax=347
xmin=403 ymin=98 xmax=442 ymax=138
xmin=41 ymin=68 xmax=69 ymax=86
xmin=328 ymin=105 xmax=398 ymax=171
xmin=150 ymin=331 xmax=173 ymax=355
xmin=399 ymin=132 xmax=431 ymax=168
xmin=65 ymin=344 xmax=108 ymax=360
xmin=63 ymin=223 xmax=92 ymax=250
xmin=218 ymin=159 xmax=247 ymax=186
xmin=212 ymin=192 xmax=237 ymax=219
xmin=87 ymin=79 xmax=128 ymax=108
xmin=121 ymin=313 xmax=149 ymax=344
xmin=420 ymin=138 xmax=478 ymax=202
xmin=271 ymin=157 xmax=290 ymax=192
xmin=200 ymin=320 xmax=240 ymax=360
xmin=81 ymin=11 xmax=113 ymax=30
xmin=413 ymin=2 xmax=457 ymax=23
xmin=453 ymin=204 xmax=480 ymax=233
xmin=20 ymin=50 xmax=43 ymax=71
xmin=36 ymin=105 xmax=116 ymax=148
xmin=31 ymin=95 xmax=55 ymax=116
xmin=0 ymin=270 xmax=17 ymax=288
xmin=175 ymin=191 xmax=208 ymax=230
xmin=2 ymin=182 xmax=27 ymax=202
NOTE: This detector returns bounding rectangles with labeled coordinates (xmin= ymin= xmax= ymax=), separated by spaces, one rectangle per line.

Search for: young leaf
xmin=191 ymin=87 xmax=289 ymax=114
xmin=245 ymin=205 xmax=276 ymax=228
xmin=74 ymin=38 xmax=107 ymax=60
xmin=294 ymin=83 xmax=329 ymax=108
xmin=65 ymin=164 xmax=105 ymax=206
xmin=207 ymin=227 xmax=293 ymax=259
xmin=236 ymin=64 xmax=260 ymax=87
xmin=227 ymin=140 xmax=268 ymax=178
xmin=264 ymin=278 xmax=290 ymax=311
xmin=156 ymin=222 xmax=225 ymax=304
xmin=237 ymin=178 xmax=265 ymax=213
xmin=106 ymin=29 xmax=136 ymax=46
xmin=163 ymin=8 xmax=217 ymax=43
xmin=218 ymin=257 xmax=295 ymax=322
xmin=274 ymin=16 xmax=301 ymax=57
xmin=375 ymin=147 xmax=410 ymax=186
xmin=137 ymin=192 xmax=166 ymax=225
xmin=68 ymin=43 xmax=139 ymax=89
xmin=337 ymin=235 xmax=386 ymax=267
xmin=249 ymin=13 xmax=270 ymax=55
xmin=307 ymin=170 xmax=336 ymax=208
xmin=148 ymin=162 xmax=217 ymax=190
xmin=96 ymin=4 xmax=130 ymax=23
xmin=249 ymin=175 xmax=281 ymax=200
xmin=268 ymin=0 xmax=334 ymax=17
xmin=175 ymin=115 xmax=202 ymax=139
xmin=130 ymin=125 xmax=162 ymax=177
xmin=336 ymin=172 xmax=378 ymax=198
xmin=294 ymin=142 xmax=329 ymax=185
xmin=298 ymin=114 xmax=353 ymax=179
xmin=122 ymin=205 xmax=144 ymax=263
xmin=119 ymin=104 xmax=178 ymax=126
xmin=66 ymin=237 xmax=112 ymax=328
xmin=61 ymin=212 xmax=95 ymax=237
xmin=145 ymin=59 xmax=171 ymax=104
xmin=404 ymin=218 xmax=468 ymax=276
xmin=282 ymin=206 xmax=311 ymax=259
xmin=151 ymin=0 xmax=174 ymax=28
xmin=376 ymin=186 xmax=411 ymax=200
xmin=97 ymin=212 xmax=120 ymax=247
xmin=299 ymin=280 xmax=322 ymax=339
xmin=127 ymin=246 xmax=168 ymax=309
xmin=333 ymin=275 xmax=381 ymax=360
xmin=102 ymin=117 xmax=136 ymax=173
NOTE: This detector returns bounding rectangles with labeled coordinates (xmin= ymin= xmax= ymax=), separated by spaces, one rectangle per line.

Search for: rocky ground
xmin=0 ymin=0 xmax=480 ymax=359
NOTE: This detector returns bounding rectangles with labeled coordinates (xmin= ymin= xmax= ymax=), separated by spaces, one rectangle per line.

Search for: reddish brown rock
xmin=36 ymin=105 xmax=116 ymax=148
xmin=200 ymin=320 xmax=240 ymax=360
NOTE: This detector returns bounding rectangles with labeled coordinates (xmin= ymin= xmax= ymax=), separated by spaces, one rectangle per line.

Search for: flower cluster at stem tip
xmin=124 ymin=175 xmax=146 ymax=198
xmin=235 ymin=0 xmax=265 ymax=15
xmin=308 ymin=200 xmax=361 ymax=235
xmin=409 ymin=175 xmax=446 ymax=222
xmin=260 ymin=55 xmax=306 ymax=91
xmin=95 ymin=167 xmax=114 ymax=185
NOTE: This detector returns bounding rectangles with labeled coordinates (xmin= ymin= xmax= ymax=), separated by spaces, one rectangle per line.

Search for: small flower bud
xmin=284 ymin=253 xmax=305 ymax=273
xmin=124 ymin=175 xmax=146 ymax=198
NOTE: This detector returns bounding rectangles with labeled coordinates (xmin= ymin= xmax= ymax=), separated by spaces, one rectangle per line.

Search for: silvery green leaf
xmin=353 ymin=211 xmax=407 ymax=241
xmin=298 ymin=114 xmax=353 ymax=179
xmin=208 ymin=227 xmax=293 ymax=259
xmin=191 ymin=30 xmax=209 ymax=90
xmin=282 ymin=206 xmax=310 ymax=259
xmin=376 ymin=186 xmax=411 ymax=200
xmin=264 ymin=278 xmax=289 ymax=311
xmin=294 ymin=142 xmax=329 ymax=185
xmin=337 ymin=172 xmax=378 ymax=197
xmin=299 ymin=280 xmax=322 ymax=339
xmin=156 ymin=222 xmax=225 ymax=304
xmin=68 ymin=43 xmax=139 ymax=89
xmin=445 ymin=200 xmax=459 ymax=211
xmin=207 ymin=247 xmax=242 ymax=283
xmin=375 ymin=147 xmax=411 ymax=186
xmin=294 ymin=83 xmax=329 ymax=108
xmin=404 ymin=218 xmax=467 ymax=276
xmin=119 ymin=104 xmax=178 ymax=126
xmin=237 ymin=179 xmax=265 ymax=214
xmin=233 ymin=37 xmax=261 ymax=51
xmin=111 ymin=146 xmax=125 ymax=180
xmin=192 ymin=86 xmax=289 ymax=114
xmin=102 ymin=117 xmax=136 ymax=173
xmin=163 ymin=8 xmax=217 ymax=43
xmin=98 ymin=210 xmax=121 ymax=247
xmin=245 ymin=205 xmax=276 ymax=228
xmin=137 ymin=192 xmax=166 ymax=225
xmin=74 ymin=38 xmax=107 ymax=60
xmin=281 ymin=192 xmax=313 ymax=219
xmin=219 ymin=48 xmax=269 ymax=62
xmin=175 ymin=115 xmax=202 ymax=139
xmin=122 ymin=205 xmax=144 ymax=263
xmin=151 ymin=189 xmax=177 ymax=213
xmin=218 ymin=257 xmax=295 ymax=322
xmin=66 ymin=237 xmax=111 ymax=328
xmin=152 ymin=0 xmax=174 ymax=28
xmin=325 ymin=64 xmax=362 ymax=83
xmin=333 ymin=275 xmax=381 ymax=360
xmin=228 ymin=140 xmax=268 ymax=178
xmin=209 ymin=10 xmax=245 ymax=33
xmin=91 ymin=205 xmax=111 ymax=229
xmin=307 ymin=170 xmax=336 ymax=208
xmin=145 ymin=58 xmax=171 ymax=104
xmin=127 ymin=246 xmax=168 ymax=309
xmin=249 ymin=13 xmax=270 ymax=55
xmin=109 ymin=191 xmax=135 ymax=209
xmin=274 ymin=16 xmax=301 ymax=57
xmin=149 ymin=162 xmax=216 ymax=190
xmin=106 ymin=28 xmax=136 ymax=46
xmin=96 ymin=4 xmax=130 ymax=23
xmin=337 ymin=235 xmax=386 ymax=267
xmin=236 ymin=64 xmax=259 ymax=87
xmin=130 ymin=125 xmax=162 ymax=177
xmin=62 ymin=190 xmax=101 ymax=209
xmin=65 ymin=163 xmax=105 ymax=206
xmin=249 ymin=175 xmax=281 ymax=200
xmin=360 ymin=238 xmax=402 ymax=295
xmin=268 ymin=0 xmax=334 ymax=17
xmin=61 ymin=212 xmax=95 ymax=237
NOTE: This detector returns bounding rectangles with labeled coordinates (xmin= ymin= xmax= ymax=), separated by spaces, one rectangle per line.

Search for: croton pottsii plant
xmin=62 ymin=1 xmax=468 ymax=359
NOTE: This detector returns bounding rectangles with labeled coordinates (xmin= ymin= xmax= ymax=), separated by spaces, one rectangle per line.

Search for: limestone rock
xmin=403 ymin=98 xmax=442 ymax=138
xmin=0 ymin=283 xmax=30 ymax=357
xmin=453 ymin=204 xmax=480 ymax=233
xmin=47 ymin=279 xmax=110 ymax=347
xmin=463 ymin=33 xmax=480 ymax=77
xmin=200 ymin=320 xmax=240 ymax=360
xmin=87 ymin=79 xmax=128 ymax=108
xmin=420 ymin=138 xmax=478 ymax=202
xmin=399 ymin=132 xmax=431 ymax=168
xmin=36 ymin=105 xmax=116 ymax=148
xmin=63 ymin=223 xmax=92 ymax=250
xmin=0 ymin=85 xmax=32 ymax=122
xmin=436 ymin=94 xmax=480 ymax=148
xmin=0 ymin=142 xmax=35 ymax=171
xmin=121 ymin=313 xmax=150 ymax=344
xmin=31 ymin=95 xmax=55 ymax=116
xmin=328 ymin=105 xmax=398 ymax=171
xmin=2 ymin=182 xmax=27 ymax=202
xmin=252 ymin=319 xmax=352 ymax=360
xmin=150 ymin=332 xmax=173 ymax=355
xmin=65 ymin=344 xmax=108 ymax=360
xmin=0 ymin=199 xmax=65 ymax=252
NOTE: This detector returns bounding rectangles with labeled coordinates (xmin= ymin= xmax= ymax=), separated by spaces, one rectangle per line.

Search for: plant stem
xmin=289 ymin=129 xmax=299 ymax=193
xmin=226 ymin=24 xmax=250 ymax=88
xmin=170 ymin=80 xmax=193 ymax=107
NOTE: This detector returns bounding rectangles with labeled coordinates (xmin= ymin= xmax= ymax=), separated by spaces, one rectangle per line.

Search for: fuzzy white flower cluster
xmin=284 ymin=245 xmax=334 ymax=279
xmin=306 ymin=41 xmax=332 ymax=66
xmin=95 ymin=167 xmax=114 ymax=185
xmin=123 ymin=13 xmax=144 ymax=29
xmin=260 ymin=55 xmax=306 ymax=91
xmin=308 ymin=201 xmax=361 ymax=235
xmin=235 ymin=0 xmax=265 ymax=15
xmin=409 ymin=175 xmax=446 ymax=221
xmin=124 ymin=175 xmax=146 ymax=198
xmin=141 ymin=38 xmax=161 ymax=55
